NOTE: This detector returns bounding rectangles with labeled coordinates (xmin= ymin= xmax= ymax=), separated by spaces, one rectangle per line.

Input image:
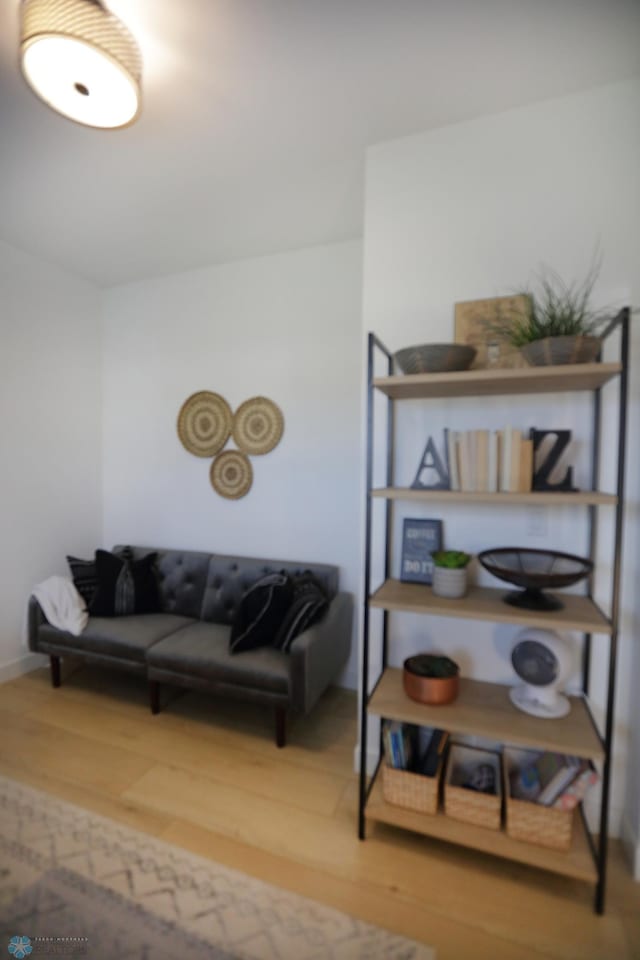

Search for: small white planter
xmin=432 ymin=565 xmax=468 ymax=599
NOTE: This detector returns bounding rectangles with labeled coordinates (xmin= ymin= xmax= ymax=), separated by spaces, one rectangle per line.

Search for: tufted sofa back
xmin=200 ymin=553 xmax=339 ymax=625
xmin=116 ymin=546 xmax=339 ymax=625
xmin=116 ymin=546 xmax=211 ymax=619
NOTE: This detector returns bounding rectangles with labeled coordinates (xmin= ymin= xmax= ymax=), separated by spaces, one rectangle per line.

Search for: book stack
xmin=382 ymin=720 xmax=414 ymax=770
xmin=416 ymin=727 xmax=449 ymax=778
xmin=551 ymin=764 xmax=599 ymax=811
xmin=447 ymin=427 xmax=533 ymax=493
xmin=383 ymin=721 xmax=449 ymax=777
xmin=510 ymin=751 xmax=599 ymax=808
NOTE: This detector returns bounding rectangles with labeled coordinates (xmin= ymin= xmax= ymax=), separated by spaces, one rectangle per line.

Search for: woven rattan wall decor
xmin=177 ymin=391 xmax=284 ymax=499
xmin=177 ymin=392 xmax=232 ymax=457
xmin=210 ymin=450 xmax=253 ymax=499
xmin=232 ymin=397 xmax=284 ymax=455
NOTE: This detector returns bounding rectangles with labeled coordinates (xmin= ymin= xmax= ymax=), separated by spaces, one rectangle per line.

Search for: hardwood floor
xmin=1 ymin=665 xmax=638 ymax=959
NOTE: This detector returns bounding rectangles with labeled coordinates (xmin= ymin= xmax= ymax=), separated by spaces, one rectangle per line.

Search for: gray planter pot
xmin=520 ymin=335 xmax=601 ymax=366
xmin=432 ymin=565 xmax=468 ymax=599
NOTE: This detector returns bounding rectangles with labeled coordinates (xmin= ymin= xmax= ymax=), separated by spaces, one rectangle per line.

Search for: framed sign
xmin=400 ymin=518 xmax=443 ymax=585
xmin=454 ymin=295 xmax=529 ymax=370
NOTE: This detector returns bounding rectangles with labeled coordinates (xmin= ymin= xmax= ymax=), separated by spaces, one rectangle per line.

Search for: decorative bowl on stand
xmin=477 ymin=547 xmax=593 ymax=611
xmin=394 ymin=343 xmax=477 ymax=375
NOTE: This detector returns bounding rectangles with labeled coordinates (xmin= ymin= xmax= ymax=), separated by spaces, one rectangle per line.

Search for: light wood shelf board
xmin=368 ymin=668 xmax=604 ymax=761
xmin=371 ymin=488 xmax=617 ymax=506
xmin=366 ymin=778 xmax=597 ymax=883
xmin=373 ymin=362 xmax=621 ymax=400
xmin=370 ymin=579 xmax=612 ymax=635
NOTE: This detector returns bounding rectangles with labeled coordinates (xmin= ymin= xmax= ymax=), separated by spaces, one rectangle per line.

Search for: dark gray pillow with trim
xmin=274 ymin=573 xmax=329 ymax=652
xmin=230 ymin=573 xmax=293 ymax=654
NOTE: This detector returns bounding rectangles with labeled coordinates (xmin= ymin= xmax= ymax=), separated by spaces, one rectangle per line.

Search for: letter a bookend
xmin=412 ymin=434 xmax=450 ymax=490
xmin=530 ymin=428 xmax=577 ymax=492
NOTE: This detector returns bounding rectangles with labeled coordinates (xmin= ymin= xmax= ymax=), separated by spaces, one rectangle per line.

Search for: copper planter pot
xmin=403 ymin=657 xmax=460 ymax=705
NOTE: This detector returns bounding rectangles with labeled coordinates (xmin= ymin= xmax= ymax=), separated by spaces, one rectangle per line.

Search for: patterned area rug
xmin=0 ymin=775 xmax=435 ymax=960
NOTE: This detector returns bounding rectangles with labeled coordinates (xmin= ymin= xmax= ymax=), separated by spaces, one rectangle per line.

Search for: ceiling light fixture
xmin=19 ymin=0 xmax=142 ymax=129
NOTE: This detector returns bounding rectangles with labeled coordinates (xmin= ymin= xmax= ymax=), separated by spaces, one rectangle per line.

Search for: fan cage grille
xmin=511 ymin=639 xmax=559 ymax=687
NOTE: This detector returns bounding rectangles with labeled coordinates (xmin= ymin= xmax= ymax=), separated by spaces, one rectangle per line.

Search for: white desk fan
xmin=509 ymin=628 xmax=573 ymax=719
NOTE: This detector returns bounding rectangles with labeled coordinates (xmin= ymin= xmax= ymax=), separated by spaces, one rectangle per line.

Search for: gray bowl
xmin=394 ymin=343 xmax=477 ymax=375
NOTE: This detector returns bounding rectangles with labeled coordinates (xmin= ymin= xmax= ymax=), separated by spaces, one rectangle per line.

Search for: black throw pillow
xmin=130 ymin=551 xmax=162 ymax=614
xmin=89 ymin=549 xmax=160 ymax=617
xmin=230 ymin=573 xmax=293 ymax=655
xmin=67 ymin=546 xmax=130 ymax=608
xmin=274 ymin=573 xmax=329 ymax=652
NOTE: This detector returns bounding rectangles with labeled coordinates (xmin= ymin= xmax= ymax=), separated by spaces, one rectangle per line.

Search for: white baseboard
xmin=0 ymin=652 xmax=47 ymax=684
xmin=621 ymin=811 xmax=640 ymax=881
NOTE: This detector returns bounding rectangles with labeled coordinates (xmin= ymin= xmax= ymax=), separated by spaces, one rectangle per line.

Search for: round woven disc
xmin=232 ymin=396 xmax=284 ymax=455
xmin=177 ymin=391 xmax=232 ymax=457
xmin=210 ymin=451 xmax=253 ymax=500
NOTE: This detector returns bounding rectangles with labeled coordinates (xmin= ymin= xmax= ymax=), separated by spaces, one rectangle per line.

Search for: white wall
xmin=101 ymin=240 xmax=363 ymax=687
xmin=0 ymin=240 xmax=103 ymax=679
xmin=362 ymin=79 xmax=640 ymax=841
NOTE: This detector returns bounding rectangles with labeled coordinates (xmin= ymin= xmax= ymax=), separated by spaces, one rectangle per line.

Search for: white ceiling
xmin=1 ymin=0 xmax=639 ymax=287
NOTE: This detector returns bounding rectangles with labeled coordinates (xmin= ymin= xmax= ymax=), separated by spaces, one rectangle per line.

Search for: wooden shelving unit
xmin=369 ymin=668 xmax=604 ymax=761
xmin=366 ymin=778 xmax=597 ymax=882
xmin=359 ymin=315 xmax=629 ymax=915
xmin=373 ymin=361 xmax=621 ymax=400
xmin=371 ymin=488 xmax=617 ymax=506
xmin=370 ymin=579 xmax=612 ymax=635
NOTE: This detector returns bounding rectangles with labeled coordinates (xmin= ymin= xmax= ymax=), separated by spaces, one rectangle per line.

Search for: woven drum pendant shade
xmin=20 ymin=0 xmax=142 ymax=128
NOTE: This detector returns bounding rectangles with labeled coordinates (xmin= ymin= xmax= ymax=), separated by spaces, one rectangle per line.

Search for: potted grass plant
xmin=432 ymin=550 xmax=471 ymax=599
xmin=490 ymin=260 xmax=609 ymax=366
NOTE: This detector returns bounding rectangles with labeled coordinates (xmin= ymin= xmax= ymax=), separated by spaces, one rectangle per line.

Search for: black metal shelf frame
xmin=358 ymin=309 xmax=630 ymax=915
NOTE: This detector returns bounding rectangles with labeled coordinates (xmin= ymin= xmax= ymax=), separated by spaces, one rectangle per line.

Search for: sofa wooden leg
xmin=149 ymin=681 xmax=160 ymax=715
xmin=50 ymin=655 xmax=61 ymax=688
xmin=275 ymin=706 xmax=286 ymax=748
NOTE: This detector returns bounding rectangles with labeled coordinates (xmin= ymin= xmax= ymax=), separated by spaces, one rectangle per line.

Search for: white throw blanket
xmin=32 ymin=576 xmax=88 ymax=636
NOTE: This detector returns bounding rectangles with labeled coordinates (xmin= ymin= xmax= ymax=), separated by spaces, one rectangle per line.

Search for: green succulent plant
xmin=405 ymin=654 xmax=459 ymax=678
xmin=432 ymin=550 xmax=471 ymax=569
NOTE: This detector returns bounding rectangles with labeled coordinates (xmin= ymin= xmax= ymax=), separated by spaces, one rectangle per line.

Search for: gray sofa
xmin=28 ymin=546 xmax=353 ymax=746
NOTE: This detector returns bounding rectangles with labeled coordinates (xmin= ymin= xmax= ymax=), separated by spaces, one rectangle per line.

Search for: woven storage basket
xmin=444 ymin=744 xmax=502 ymax=831
xmin=504 ymin=749 xmax=574 ymax=851
xmin=382 ymin=763 xmax=440 ymax=815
